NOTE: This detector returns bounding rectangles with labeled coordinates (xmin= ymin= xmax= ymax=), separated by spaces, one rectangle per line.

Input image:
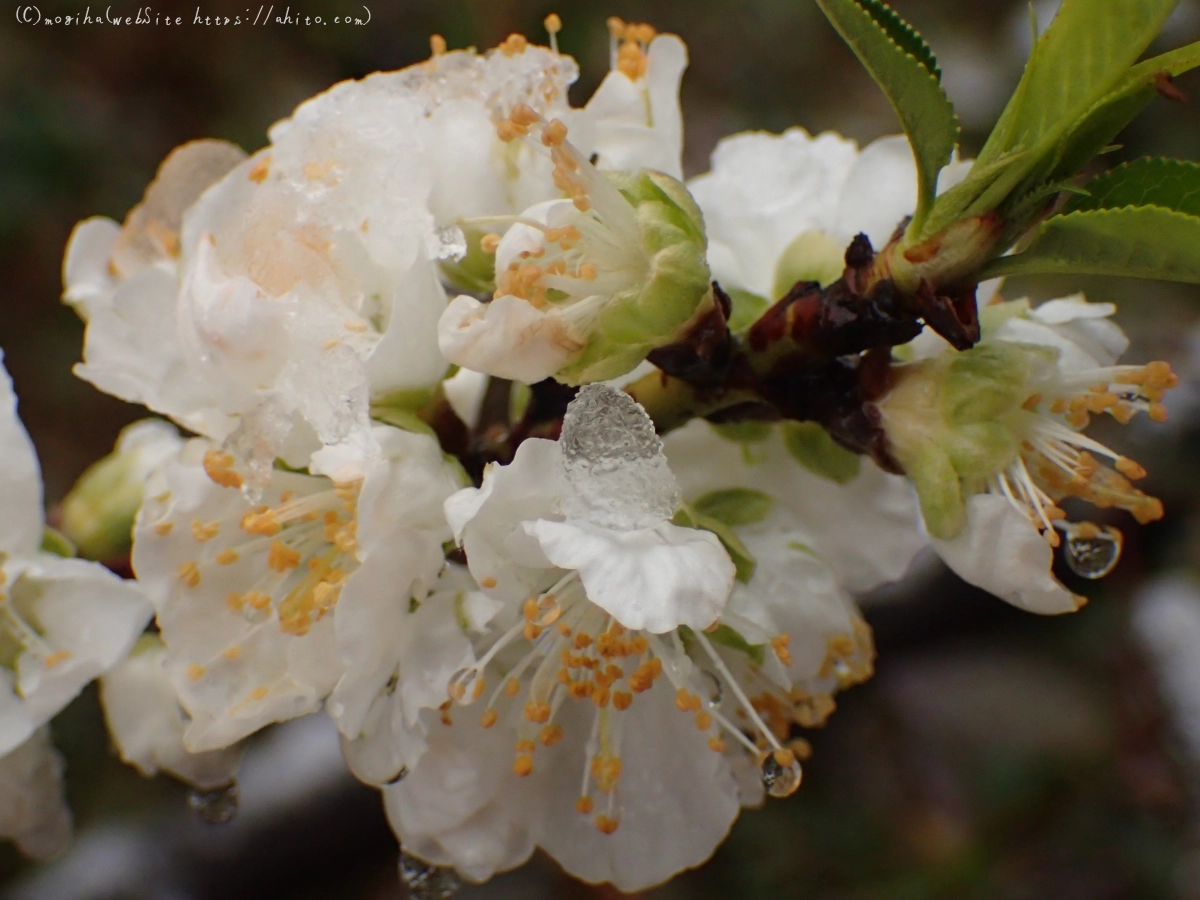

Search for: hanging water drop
xmin=760 ymin=749 xmax=802 ymax=799
xmin=1063 ymin=525 xmax=1123 ymax=580
xmin=399 ymin=850 xmax=463 ymax=899
xmin=701 ymin=669 xmax=723 ymax=707
xmin=187 ymin=781 xmax=239 ymax=824
xmin=427 ymin=225 xmax=468 ymax=262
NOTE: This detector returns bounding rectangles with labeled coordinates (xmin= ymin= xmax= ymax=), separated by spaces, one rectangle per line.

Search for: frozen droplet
xmin=399 ymin=850 xmax=463 ymax=899
xmin=188 ymin=782 xmax=239 ymax=824
xmin=559 ymin=383 xmax=681 ymax=529
xmin=1064 ymin=525 xmax=1122 ymax=580
xmin=760 ymin=751 xmax=802 ymax=799
xmin=427 ymin=225 xmax=467 ymax=262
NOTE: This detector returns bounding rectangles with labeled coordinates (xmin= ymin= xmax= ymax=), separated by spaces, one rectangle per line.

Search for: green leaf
xmin=781 ymin=421 xmax=861 ymax=484
xmin=1049 ymin=42 xmax=1200 ymax=182
xmin=977 ymin=0 xmax=1179 ymax=167
xmin=693 ymin=488 xmax=774 ymax=528
xmin=1067 ymin=158 xmax=1200 ymax=216
xmin=815 ymin=0 xmax=958 ymax=231
xmin=672 ymin=503 xmax=757 ymax=583
xmin=933 ymin=0 xmax=1187 ymax=240
xmin=982 ymin=205 xmax=1200 ymax=283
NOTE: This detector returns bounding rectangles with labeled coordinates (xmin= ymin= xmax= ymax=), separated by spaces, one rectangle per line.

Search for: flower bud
xmin=60 ymin=419 xmax=182 ymax=561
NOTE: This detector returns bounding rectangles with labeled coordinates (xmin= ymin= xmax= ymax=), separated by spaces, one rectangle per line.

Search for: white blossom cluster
xmin=0 ymin=17 xmax=1178 ymax=894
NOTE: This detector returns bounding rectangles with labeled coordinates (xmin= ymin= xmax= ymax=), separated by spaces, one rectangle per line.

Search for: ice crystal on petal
xmin=399 ymin=851 xmax=462 ymax=899
xmin=559 ymin=383 xmax=681 ymax=528
xmin=425 ymin=225 xmax=467 ymax=262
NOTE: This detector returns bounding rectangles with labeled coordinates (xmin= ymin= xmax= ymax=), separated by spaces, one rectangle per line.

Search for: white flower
xmin=385 ymin=387 xmax=874 ymax=890
xmin=174 ymin=87 xmax=451 ymax=478
xmin=99 ymin=634 xmax=240 ymax=790
xmin=330 ymin=564 xmax=498 ymax=786
xmin=0 ymin=352 xmax=152 ymax=758
xmin=880 ymin=296 xmax=1176 ymax=613
xmin=662 ymin=420 xmax=927 ymax=594
xmin=0 ymin=727 xmax=71 ymax=861
xmin=438 ymin=109 xmax=711 ymax=386
xmin=131 ymin=425 xmax=460 ymax=752
xmin=571 ymin=23 xmax=688 ymax=179
xmin=688 ymin=129 xmax=972 ymax=301
xmin=64 ymin=140 xmax=249 ymax=440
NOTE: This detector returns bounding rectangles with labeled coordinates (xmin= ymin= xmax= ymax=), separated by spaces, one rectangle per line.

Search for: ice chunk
xmin=426 ymin=225 xmax=467 ymax=262
xmin=559 ymin=383 xmax=681 ymax=529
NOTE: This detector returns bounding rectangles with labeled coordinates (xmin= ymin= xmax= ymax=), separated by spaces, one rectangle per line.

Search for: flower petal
xmin=930 ymin=494 xmax=1082 ymax=614
xmin=525 ymin=519 xmax=734 ymax=633
xmin=0 ymin=353 xmax=44 ymax=557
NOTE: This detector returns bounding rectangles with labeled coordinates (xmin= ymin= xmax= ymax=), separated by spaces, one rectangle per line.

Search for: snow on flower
xmin=381 ymin=385 xmax=880 ymax=890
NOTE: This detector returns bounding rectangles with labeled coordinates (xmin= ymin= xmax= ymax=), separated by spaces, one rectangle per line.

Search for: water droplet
xmin=760 ymin=751 xmax=802 ymax=798
xmin=560 ymin=383 xmax=681 ymax=529
xmin=188 ymin=782 xmax=239 ymax=824
xmin=399 ymin=850 xmax=462 ymax=899
xmin=427 ymin=225 xmax=467 ymax=262
xmin=1064 ymin=525 xmax=1122 ymax=580
xmin=701 ymin=670 xmax=723 ymax=707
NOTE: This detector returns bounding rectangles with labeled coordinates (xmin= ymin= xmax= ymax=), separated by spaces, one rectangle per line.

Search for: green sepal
xmin=40 ymin=527 xmax=77 ymax=558
xmin=772 ymin=231 xmax=846 ymax=297
xmin=693 ymin=488 xmax=774 ymax=528
xmin=440 ymin=226 xmax=499 ymax=296
xmin=369 ymin=405 xmax=437 ymax=439
xmin=814 ymin=0 xmax=958 ymax=232
xmin=982 ymin=205 xmax=1200 ymax=283
xmin=556 ymin=170 xmax=712 ymax=385
xmin=781 ymin=421 xmax=861 ymax=484
xmin=508 ymin=381 xmax=532 ymax=425
xmin=725 ymin=289 xmax=770 ymax=333
xmin=673 ymin=502 xmax=757 ymax=583
xmin=940 ymin=343 xmax=1047 ymax=425
xmin=900 ymin=440 xmax=964 ymax=540
xmin=941 ymin=423 xmax=1019 ymax=481
xmin=705 ymin=623 xmax=767 ymax=667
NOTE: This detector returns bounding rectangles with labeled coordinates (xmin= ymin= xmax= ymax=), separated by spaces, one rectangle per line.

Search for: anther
xmin=178 ymin=561 xmax=201 ymax=588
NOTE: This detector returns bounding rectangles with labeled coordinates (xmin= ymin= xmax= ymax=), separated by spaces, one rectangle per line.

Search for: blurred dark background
xmin=4 ymin=1 xmax=1200 ymax=897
